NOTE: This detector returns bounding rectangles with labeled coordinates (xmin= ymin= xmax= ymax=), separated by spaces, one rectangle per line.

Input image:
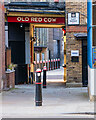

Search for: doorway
xmin=82 ymin=39 xmax=88 ymax=87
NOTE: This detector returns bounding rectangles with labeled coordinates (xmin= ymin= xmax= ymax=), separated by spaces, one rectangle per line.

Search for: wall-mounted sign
xmin=71 ymin=50 xmax=79 ymax=57
xmin=92 ymin=47 xmax=96 ymax=68
xmin=34 ymin=47 xmax=42 ymax=52
xmin=7 ymin=16 xmax=65 ymax=24
xmin=68 ymin=12 xmax=80 ymax=25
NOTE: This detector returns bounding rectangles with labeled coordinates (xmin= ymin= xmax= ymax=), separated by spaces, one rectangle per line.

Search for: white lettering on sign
xmin=53 ymin=18 xmax=56 ymax=22
xmin=17 ymin=17 xmax=29 ymax=21
xmin=44 ymin=18 xmax=56 ymax=22
xmin=31 ymin=17 xmax=42 ymax=22
xmin=44 ymin=18 xmax=47 ymax=22
xmin=17 ymin=17 xmax=57 ymax=23
xmin=38 ymin=18 xmax=42 ymax=22
xmin=17 ymin=17 xmax=21 ymax=21
xmin=25 ymin=17 xmax=29 ymax=21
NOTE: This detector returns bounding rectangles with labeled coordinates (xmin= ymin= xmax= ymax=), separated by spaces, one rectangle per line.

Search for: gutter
xmin=7 ymin=9 xmax=64 ymax=15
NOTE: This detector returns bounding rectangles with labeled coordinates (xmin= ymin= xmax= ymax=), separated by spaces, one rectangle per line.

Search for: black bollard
xmin=51 ymin=59 xmax=53 ymax=70
xmin=31 ymin=72 xmax=33 ymax=84
xmin=58 ymin=58 xmax=60 ymax=68
xmin=54 ymin=59 xmax=55 ymax=69
xmin=49 ymin=60 xmax=50 ymax=71
xmin=40 ymin=60 xmax=42 ymax=70
xmin=56 ymin=59 xmax=57 ymax=69
xmin=43 ymin=66 xmax=47 ymax=88
xmin=29 ymin=64 xmax=31 ymax=84
xmin=34 ymin=61 xmax=36 ymax=72
xmin=35 ymin=68 xmax=42 ymax=106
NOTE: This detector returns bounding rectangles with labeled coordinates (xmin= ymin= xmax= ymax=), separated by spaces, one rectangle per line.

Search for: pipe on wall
xmin=87 ymin=0 xmax=92 ymax=68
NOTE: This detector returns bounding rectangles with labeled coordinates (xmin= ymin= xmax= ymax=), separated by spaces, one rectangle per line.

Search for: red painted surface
xmin=35 ymin=82 xmax=42 ymax=84
xmin=7 ymin=16 xmax=65 ymax=24
xmin=54 ymin=0 xmax=59 ymax=2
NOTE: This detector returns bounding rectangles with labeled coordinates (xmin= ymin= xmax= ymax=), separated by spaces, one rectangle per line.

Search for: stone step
xmin=66 ymin=83 xmax=82 ymax=87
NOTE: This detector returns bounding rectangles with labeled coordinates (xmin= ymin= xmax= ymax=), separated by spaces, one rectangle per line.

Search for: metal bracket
xmin=30 ymin=37 xmax=36 ymax=42
xmin=92 ymin=25 xmax=96 ymax=27
xmin=87 ymin=25 xmax=96 ymax=33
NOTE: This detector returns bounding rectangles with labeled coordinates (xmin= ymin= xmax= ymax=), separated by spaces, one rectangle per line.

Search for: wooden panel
xmin=5 ymin=48 xmax=11 ymax=68
xmin=7 ymin=12 xmax=65 ymax=17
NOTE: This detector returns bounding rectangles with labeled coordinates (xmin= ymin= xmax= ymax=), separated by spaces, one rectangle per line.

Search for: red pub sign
xmin=7 ymin=16 xmax=65 ymax=24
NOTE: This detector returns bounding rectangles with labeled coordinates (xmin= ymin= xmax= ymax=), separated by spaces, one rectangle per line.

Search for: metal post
xmin=31 ymin=72 xmax=33 ymax=84
xmin=54 ymin=59 xmax=55 ymax=69
xmin=64 ymin=35 xmax=67 ymax=83
xmin=56 ymin=58 xmax=57 ymax=69
xmin=46 ymin=60 xmax=48 ymax=70
xmin=30 ymin=24 xmax=35 ymax=84
xmin=35 ymin=68 xmax=42 ymax=106
xmin=43 ymin=66 xmax=47 ymax=88
xmin=40 ymin=60 xmax=42 ymax=70
xmin=49 ymin=60 xmax=50 ymax=70
xmin=29 ymin=64 xmax=31 ymax=84
xmin=58 ymin=58 xmax=60 ymax=68
xmin=33 ymin=61 xmax=36 ymax=72
xmin=51 ymin=59 xmax=53 ymax=70
xmin=43 ymin=60 xmax=45 ymax=68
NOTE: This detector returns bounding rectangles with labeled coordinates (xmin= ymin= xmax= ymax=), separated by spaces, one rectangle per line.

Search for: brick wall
xmin=0 ymin=1 xmax=5 ymax=91
xmin=66 ymin=1 xmax=87 ymax=84
xmin=4 ymin=71 xmax=15 ymax=89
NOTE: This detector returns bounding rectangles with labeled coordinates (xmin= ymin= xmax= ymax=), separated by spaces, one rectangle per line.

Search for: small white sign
xmin=37 ymin=73 xmax=41 ymax=77
xmin=71 ymin=50 xmax=79 ymax=57
xmin=68 ymin=12 xmax=80 ymax=25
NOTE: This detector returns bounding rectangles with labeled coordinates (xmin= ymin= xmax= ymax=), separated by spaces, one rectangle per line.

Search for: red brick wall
xmin=66 ymin=26 xmax=87 ymax=33
xmin=5 ymin=71 xmax=15 ymax=89
xmin=0 ymin=1 xmax=5 ymax=90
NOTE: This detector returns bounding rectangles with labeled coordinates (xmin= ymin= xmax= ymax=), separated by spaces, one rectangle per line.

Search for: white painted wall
xmin=88 ymin=66 xmax=96 ymax=99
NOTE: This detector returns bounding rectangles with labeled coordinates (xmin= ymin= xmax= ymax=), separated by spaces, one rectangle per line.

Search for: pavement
xmin=41 ymin=67 xmax=64 ymax=83
xmin=0 ymin=67 xmax=95 ymax=119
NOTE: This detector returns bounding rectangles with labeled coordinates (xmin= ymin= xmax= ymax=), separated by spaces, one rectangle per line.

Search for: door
xmin=82 ymin=40 xmax=88 ymax=87
xmin=8 ymin=22 xmax=25 ymax=64
xmin=15 ymin=64 xmax=28 ymax=85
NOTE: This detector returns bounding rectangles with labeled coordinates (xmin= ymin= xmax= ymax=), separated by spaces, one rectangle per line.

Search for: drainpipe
xmin=87 ymin=0 xmax=92 ymax=68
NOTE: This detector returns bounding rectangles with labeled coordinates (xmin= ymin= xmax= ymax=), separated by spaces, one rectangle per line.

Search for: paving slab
xmin=1 ymin=67 xmax=95 ymax=119
xmin=1 ymin=84 xmax=94 ymax=118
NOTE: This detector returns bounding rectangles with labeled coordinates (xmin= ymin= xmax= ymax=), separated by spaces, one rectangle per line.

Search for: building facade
xmin=87 ymin=0 xmax=96 ymax=101
xmin=4 ymin=1 xmax=65 ymax=84
xmin=0 ymin=1 xmax=5 ymax=91
xmin=66 ymin=1 xmax=87 ymax=86
xmin=4 ymin=0 xmax=88 ymax=86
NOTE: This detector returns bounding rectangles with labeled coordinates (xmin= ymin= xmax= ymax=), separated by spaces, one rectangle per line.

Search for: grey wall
xmin=25 ymin=27 xmax=30 ymax=64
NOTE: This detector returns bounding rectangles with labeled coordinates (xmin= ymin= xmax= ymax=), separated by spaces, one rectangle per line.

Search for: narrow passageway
xmin=42 ymin=67 xmax=64 ymax=81
xmin=41 ymin=66 xmax=64 ymax=87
